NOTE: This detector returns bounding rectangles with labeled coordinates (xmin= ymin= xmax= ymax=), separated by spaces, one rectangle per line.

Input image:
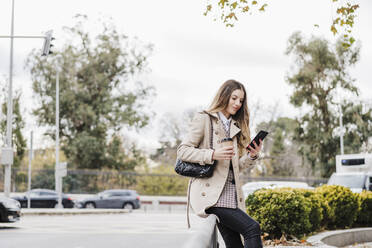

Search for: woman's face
xmin=225 ymin=89 xmax=244 ymax=116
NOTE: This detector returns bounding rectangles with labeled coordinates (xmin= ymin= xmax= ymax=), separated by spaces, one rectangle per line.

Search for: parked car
xmin=242 ymin=181 xmax=314 ymax=199
xmin=76 ymin=189 xmax=141 ymax=210
xmin=0 ymin=196 xmax=21 ymax=222
xmin=11 ymin=189 xmax=74 ymax=208
xmin=328 ymin=172 xmax=372 ymax=193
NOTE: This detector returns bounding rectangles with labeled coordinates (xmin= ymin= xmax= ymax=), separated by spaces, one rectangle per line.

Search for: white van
xmin=327 ymin=153 xmax=372 ymax=193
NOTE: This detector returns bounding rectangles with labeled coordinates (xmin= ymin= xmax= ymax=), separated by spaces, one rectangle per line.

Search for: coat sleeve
xmin=177 ymin=113 xmax=214 ymax=165
xmin=238 ymin=147 xmax=258 ymax=171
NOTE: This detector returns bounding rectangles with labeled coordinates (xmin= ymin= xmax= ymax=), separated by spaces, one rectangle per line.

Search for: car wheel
xmin=123 ymin=202 xmax=134 ymax=210
xmin=85 ymin=202 xmax=96 ymax=209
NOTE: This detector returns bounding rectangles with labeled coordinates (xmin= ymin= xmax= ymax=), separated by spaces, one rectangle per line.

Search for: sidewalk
xmin=20 ymin=208 xmax=131 ymax=216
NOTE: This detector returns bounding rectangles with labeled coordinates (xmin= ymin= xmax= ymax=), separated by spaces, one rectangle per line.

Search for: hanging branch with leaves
xmin=203 ymin=0 xmax=359 ymax=48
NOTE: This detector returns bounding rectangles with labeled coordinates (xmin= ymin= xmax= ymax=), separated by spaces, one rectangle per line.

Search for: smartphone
xmin=247 ymin=130 xmax=268 ymax=150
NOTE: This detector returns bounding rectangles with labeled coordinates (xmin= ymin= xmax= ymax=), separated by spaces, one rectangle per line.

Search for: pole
xmin=27 ymin=131 xmax=33 ymax=208
xmin=339 ymin=104 xmax=344 ymax=155
xmin=4 ymin=0 xmax=15 ymax=197
xmin=55 ymin=70 xmax=62 ymax=208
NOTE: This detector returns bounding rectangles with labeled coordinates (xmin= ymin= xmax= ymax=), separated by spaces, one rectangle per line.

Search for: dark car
xmin=0 ymin=196 xmax=21 ymax=222
xmin=77 ymin=189 xmax=141 ymax=210
xmin=12 ymin=189 xmax=74 ymax=208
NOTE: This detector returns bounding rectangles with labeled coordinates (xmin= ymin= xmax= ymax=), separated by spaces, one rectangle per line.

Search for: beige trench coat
xmin=177 ymin=111 xmax=257 ymax=228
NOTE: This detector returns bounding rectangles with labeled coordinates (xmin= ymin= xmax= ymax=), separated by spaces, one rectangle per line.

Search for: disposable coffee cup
xmin=220 ymin=137 xmax=233 ymax=148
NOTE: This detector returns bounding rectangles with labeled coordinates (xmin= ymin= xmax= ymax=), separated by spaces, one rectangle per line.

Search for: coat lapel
xmin=203 ymin=110 xmax=218 ymax=119
xmin=204 ymin=110 xmax=241 ymax=138
xmin=230 ymin=119 xmax=241 ymax=138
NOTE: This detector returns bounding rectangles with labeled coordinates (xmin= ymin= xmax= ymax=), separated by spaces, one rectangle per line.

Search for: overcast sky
xmin=0 ymin=0 xmax=371 ymax=152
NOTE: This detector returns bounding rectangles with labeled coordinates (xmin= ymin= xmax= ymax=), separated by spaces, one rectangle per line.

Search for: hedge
xmin=315 ymin=185 xmax=359 ymax=229
xmin=355 ymin=190 xmax=372 ymax=226
xmin=245 ymin=185 xmax=371 ymax=238
xmin=246 ymin=188 xmax=313 ymax=238
xmin=293 ymin=188 xmax=323 ymax=232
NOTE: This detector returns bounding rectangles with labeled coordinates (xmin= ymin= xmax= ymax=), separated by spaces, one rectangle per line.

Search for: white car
xmin=242 ymin=181 xmax=313 ymax=199
xmin=327 ymin=172 xmax=372 ymax=193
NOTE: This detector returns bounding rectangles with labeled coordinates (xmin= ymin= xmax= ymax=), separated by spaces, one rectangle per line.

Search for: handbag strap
xmin=209 ymin=114 xmax=214 ymax=149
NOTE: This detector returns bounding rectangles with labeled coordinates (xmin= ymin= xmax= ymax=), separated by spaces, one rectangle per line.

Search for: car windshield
xmin=328 ymin=174 xmax=366 ymax=188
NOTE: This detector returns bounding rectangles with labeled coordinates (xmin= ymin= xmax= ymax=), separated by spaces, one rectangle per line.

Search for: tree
xmin=26 ymin=15 xmax=154 ymax=170
xmin=0 ymin=88 xmax=27 ymax=169
xmin=340 ymin=101 xmax=372 ymax=154
xmin=255 ymin=117 xmax=307 ymax=177
xmin=285 ymin=32 xmax=372 ymax=177
xmin=151 ymin=108 xmax=201 ymax=166
xmin=203 ymin=0 xmax=359 ymax=48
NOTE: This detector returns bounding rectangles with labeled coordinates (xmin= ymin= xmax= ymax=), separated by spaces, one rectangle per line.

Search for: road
xmin=2 ymin=210 xmax=371 ymax=248
xmin=0 ymin=210 xmax=221 ymax=248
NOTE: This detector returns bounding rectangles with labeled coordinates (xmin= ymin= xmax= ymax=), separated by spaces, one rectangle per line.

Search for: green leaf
xmin=259 ymin=3 xmax=267 ymax=11
xmin=330 ymin=25 xmax=338 ymax=35
xmin=242 ymin=5 xmax=250 ymax=12
xmin=219 ymin=0 xmax=229 ymax=8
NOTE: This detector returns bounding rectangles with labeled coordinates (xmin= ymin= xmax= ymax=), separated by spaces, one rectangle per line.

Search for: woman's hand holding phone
xmin=246 ymin=130 xmax=268 ymax=159
xmin=247 ymin=139 xmax=263 ymax=158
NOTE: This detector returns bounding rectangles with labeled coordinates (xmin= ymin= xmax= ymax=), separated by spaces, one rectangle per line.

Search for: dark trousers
xmin=206 ymin=207 xmax=263 ymax=248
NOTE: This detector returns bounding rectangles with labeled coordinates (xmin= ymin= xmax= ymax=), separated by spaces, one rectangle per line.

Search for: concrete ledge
xmin=183 ymin=215 xmax=217 ymax=248
xmin=307 ymin=227 xmax=372 ymax=247
xmin=21 ymin=208 xmax=130 ymax=216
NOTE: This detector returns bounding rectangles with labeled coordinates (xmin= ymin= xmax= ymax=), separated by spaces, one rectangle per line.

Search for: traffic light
xmin=41 ymin=30 xmax=54 ymax=56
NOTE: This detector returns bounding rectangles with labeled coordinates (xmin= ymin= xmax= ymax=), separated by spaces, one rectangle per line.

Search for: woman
xmin=177 ymin=79 xmax=263 ymax=248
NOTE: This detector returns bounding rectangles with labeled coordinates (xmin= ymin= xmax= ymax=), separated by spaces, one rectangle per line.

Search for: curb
xmin=20 ymin=209 xmax=131 ymax=216
xmin=307 ymin=227 xmax=372 ymax=247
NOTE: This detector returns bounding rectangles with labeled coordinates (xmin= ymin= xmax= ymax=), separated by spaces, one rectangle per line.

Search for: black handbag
xmin=175 ymin=114 xmax=216 ymax=178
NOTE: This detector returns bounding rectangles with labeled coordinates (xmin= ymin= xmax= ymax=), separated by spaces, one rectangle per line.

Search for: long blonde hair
xmin=207 ymin=79 xmax=251 ymax=155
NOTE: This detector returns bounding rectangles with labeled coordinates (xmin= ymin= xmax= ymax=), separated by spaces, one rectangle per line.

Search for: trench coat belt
xmin=186 ymin=178 xmax=193 ymax=229
xmin=229 ymin=161 xmax=235 ymax=185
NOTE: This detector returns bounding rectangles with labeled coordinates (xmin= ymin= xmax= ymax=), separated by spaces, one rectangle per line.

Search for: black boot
xmin=244 ymin=235 xmax=263 ymax=248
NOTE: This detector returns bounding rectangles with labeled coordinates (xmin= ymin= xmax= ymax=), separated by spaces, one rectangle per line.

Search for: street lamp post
xmin=339 ymin=104 xmax=344 ymax=155
xmin=3 ymin=0 xmax=16 ymax=197
xmin=55 ymin=70 xmax=63 ymax=208
xmin=27 ymin=131 xmax=33 ymax=208
xmin=0 ymin=0 xmax=54 ymax=196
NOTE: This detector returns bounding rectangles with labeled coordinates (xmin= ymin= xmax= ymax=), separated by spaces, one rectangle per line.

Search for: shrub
xmin=136 ymin=174 xmax=188 ymax=196
xmin=355 ymin=190 xmax=372 ymax=226
xmin=246 ymin=188 xmax=312 ymax=238
xmin=293 ymin=189 xmax=323 ymax=232
xmin=136 ymin=165 xmax=188 ymax=196
xmin=315 ymin=185 xmax=359 ymax=229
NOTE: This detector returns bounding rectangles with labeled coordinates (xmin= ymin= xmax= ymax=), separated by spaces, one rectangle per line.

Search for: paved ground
xmin=1 ymin=209 xmax=371 ymax=248
xmin=0 ymin=210 xmax=224 ymax=248
xmin=343 ymin=242 xmax=372 ymax=248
